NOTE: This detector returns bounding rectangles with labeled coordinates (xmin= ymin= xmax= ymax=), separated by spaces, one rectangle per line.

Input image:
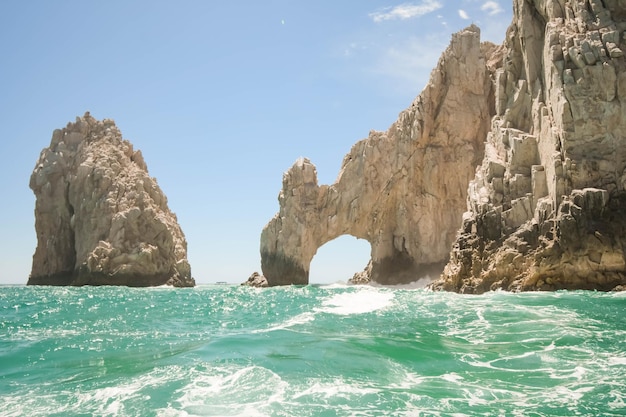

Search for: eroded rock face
xmin=429 ymin=0 xmax=626 ymax=293
xmin=241 ymin=272 xmax=269 ymax=288
xmin=29 ymin=112 xmax=194 ymax=287
xmin=261 ymin=25 xmax=499 ymax=286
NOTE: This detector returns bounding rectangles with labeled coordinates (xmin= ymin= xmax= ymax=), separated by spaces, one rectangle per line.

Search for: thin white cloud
xmin=481 ymin=1 xmax=504 ymax=15
xmin=370 ymin=0 xmax=443 ymax=22
xmin=436 ymin=14 xmax=448 ymax=27
xmin=370 ymin=35 xmax=448 ymax=91
xmin=344 ymin=42 xmax=369 ymax=58
xmin=458 ymin=9 xmax=470 ymax=19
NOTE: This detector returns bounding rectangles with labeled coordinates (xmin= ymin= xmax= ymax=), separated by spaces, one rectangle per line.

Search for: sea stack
xmin=28 ymin=112 xmax=194 ymax=287
xmin=260 ymin=25 xmax=500 ymax=286
xmin=429 ymin=0 xmax=626 ymax=293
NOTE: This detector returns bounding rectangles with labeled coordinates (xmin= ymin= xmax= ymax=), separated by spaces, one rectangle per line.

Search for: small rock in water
xmin=241 ymin=272 xmax=268 ymax=287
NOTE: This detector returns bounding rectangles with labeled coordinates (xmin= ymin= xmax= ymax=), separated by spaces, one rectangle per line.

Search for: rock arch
xmin=260 ymin=26 xmax=502 ymax=286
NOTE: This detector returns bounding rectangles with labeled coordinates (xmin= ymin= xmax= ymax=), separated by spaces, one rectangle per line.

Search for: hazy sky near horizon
xmin=0 ymin=0 xmax=512 ymax=285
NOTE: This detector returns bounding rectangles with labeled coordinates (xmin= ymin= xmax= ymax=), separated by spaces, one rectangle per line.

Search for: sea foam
xmin=318 ymin=288 xmax=394 ymax=315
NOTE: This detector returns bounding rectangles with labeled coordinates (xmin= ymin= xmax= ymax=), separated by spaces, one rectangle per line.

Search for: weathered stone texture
xmin=241 ymin=272 xmax=269 ymax=288
xmin=261 ymin=25 xmax=499 ymax=286
xmin=430 ymin=0 xmax=626 ymax=292
xmin=29 ymin=112 xmax=194 ymax=287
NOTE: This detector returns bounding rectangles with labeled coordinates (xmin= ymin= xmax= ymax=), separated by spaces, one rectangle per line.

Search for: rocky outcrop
xmin=241 ymin=272 xmax=269 ymax=287
xmin=261 ymin=25 xmax=500 ymax=286
xmin=429 ymin=0 xmax=626 ymax=293
xmin=348 ymin=261 xmax=373 ymax=285
xmin=29 ymin=112 xmax=194 ymax=287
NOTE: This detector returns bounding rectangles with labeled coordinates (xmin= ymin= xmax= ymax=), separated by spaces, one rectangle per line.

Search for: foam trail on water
xmin=251 ymin=312 xmax=315 ymax=334
xmin=318 ymin=288 xmax=394 ymax=315
xmin=168 ymin=364 xmax=287 ymax=417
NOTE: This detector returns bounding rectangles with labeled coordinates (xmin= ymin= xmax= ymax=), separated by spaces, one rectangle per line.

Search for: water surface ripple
xmin=1 ymin=285 xmax=625 ymax=416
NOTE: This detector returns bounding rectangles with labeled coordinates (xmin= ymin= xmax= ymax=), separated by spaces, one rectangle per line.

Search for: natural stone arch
xmin=260 ymin=26 xmax=501 ymax=286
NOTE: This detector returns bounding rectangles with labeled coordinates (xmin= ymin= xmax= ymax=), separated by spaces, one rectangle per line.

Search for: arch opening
xmin=309 ymin=235 xmax=371 ymax=285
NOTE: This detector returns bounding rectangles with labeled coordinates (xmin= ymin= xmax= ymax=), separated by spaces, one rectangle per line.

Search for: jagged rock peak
xmin=260 ymin=24 xmax=502 ymax=286
xmin=29 ymin=112 xmax=194 ymax=287
xmin=429 ymin=0 xmax=626 ymax=293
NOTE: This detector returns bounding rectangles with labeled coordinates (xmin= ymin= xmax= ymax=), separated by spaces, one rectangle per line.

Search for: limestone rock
xmin=261 ymin=25 xmax=499 ymax=286
xmin=241 ymin=272 xmax=269 ymax=287
xmin=348 ymin=260 xmax=373 ymax=285
xmin=429 ymin=0 xmax=626 ymax=293
xmin=28 ymin=112 xmax=194 ymax=287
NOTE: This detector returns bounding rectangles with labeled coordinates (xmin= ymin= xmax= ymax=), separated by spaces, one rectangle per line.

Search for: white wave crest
xmin=318 ymin=289 xmax=395 ymax=315
xmin=168 ymin=365 xmax=287 ymax=417
xmin=252 ymin=312 xmax=315 ymax=334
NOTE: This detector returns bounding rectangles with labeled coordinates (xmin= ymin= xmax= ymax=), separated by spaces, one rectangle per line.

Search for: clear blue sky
xmin=0 ymin=1 xmax=512 ymax=285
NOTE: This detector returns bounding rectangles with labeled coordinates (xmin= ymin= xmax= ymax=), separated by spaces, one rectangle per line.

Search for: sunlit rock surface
xmin=262 ymin=0 xmax=626 ymax=291
xmin=261 ymin=25 xmax=499 ymax=286
xmin=430 ymin=0 xmax=626 ymax=293
xmin=29 ymin=112 xmax=194 ymax=287
xmin=241 ymin=272 xmax=269 ymax=288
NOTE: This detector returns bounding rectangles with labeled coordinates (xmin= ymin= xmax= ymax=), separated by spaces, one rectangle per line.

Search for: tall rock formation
xmin=260 ymin=25 xmax=500 ymax=286
xmin=430 ymin=0 xmax=626 ymax=292
xmin=29 ymin=112 xmax=194 ymax=287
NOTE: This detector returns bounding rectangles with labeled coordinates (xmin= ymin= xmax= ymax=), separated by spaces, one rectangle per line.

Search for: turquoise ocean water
xmin=1 ymin=284 xmax=625 ymax=416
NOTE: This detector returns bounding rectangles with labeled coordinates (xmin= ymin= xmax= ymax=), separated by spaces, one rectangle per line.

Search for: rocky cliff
xmin=261 ymin=0 xmax=626 ymax=291
xmin=430 ymin=0 xmax=626 ymax=292
xmin=29 ymin=112 xmax=194 ymax=287
xmin=260 ymin=25 xmax=501 ymax=286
